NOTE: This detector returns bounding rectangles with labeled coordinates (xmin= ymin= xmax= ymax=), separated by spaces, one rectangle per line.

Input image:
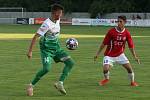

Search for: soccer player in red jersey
xmin=94 ymin=15 xmax=140 ymax=86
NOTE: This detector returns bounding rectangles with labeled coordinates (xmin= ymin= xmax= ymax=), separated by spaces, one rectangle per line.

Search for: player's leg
xmin=54 ymin=50 xmax=74 ymax=95
xmin=99 ymin=56 xmax=113 ymax=86
xmin=55 ymin=58 xmax=74 ymax=95
xmin=118 ymin=53 xmax=138 ymax=86
xmin=27 ymin=50 xmax=52 ymax=96
xmin=122 ymin=63 xmax=138 ymax=86
xmin=59 ymin=57 xmax=74 ymax=82
xmin=103 ymin=64 xmax=111 ymax=79
xmin=99 ymin=64 xmax=111 ymax=86
xmin=31 ymin=56 xmax=52 ymax=85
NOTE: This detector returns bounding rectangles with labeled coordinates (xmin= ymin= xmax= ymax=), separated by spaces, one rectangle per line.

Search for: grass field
xmin=0 ymin=25 xmax=150 ymax=100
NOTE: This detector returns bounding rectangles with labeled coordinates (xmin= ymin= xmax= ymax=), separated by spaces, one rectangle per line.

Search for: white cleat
xmin=54 ymin=81 xmax=67 ymax=95
xmin=26 ymin=84 xmax=33 ymax=96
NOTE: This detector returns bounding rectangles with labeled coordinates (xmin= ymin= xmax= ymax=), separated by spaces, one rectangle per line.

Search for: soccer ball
xmin=66 ymin=38 xmax=78 ymax=50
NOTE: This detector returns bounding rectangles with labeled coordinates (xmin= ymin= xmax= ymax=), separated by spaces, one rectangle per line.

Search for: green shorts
xmin=40 ymin=48 xmax=70 ymax=66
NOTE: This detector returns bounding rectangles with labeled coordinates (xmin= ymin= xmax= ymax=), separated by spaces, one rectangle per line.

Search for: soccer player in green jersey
xmin=26 ymin=4 xmax=74 ymax=96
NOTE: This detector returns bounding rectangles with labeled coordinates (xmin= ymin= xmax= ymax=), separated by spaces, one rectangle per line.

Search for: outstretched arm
xmin=27 ymin=33 xmax=41 ymax=59
xmin=94 ymin=44 xmax=106 ymax=61
xmin=94 ymin=30 xmax=111 ymax=62
xmin=129 ymin=48 xmax=140 ymax=64
xmin=126 ymin=31 xmax=140 ymax=64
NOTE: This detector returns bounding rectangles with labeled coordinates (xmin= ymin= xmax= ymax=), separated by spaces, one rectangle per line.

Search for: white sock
xmin=104 ymin=71 xmax=110 ymax=79
xmin=128 ymin=73 xmax=135 ymax=82
xmin=29 ymin=83 xmax=33 ymax=86
xmin=59 ymin=81 xmax=63 ymax=84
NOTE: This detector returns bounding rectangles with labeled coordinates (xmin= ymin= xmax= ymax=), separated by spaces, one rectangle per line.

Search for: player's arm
xmin=94 ymin=31 xmax=111 ymax=61
xmin=27 ymin=33 xmax=41 ymax=59
xmin=27 ymin=21 xmax=49 ymax=59
xmin=129 ymin=48 xmax=140 ymax=64
xmin=127 ymin=32 xmax=140 ymax=64
xmin=94 ymin=43 xmax=107 ymax=61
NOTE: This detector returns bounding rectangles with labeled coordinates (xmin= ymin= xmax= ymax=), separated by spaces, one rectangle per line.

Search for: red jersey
xmin=103 ymin=27 xmax=134 ymax=57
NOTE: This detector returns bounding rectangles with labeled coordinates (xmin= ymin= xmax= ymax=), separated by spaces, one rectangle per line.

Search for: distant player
xmin=94 ymin=15 xmax=140 ymax=86
xmin=26 ymin=4 xmax=74 ymax=96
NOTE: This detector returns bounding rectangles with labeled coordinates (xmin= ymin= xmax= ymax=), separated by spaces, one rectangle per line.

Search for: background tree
xmin=0 ymin=0 xmax=150 ymax=17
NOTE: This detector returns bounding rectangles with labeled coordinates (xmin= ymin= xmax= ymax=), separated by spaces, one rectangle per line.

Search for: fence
xmin=72 ymin=18 xmax=150 ymax=27
xmin=1 ymin=12 xmax=150 ymax=26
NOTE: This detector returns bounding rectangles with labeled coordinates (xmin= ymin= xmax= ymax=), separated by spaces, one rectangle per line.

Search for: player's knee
xmin=64 ymin=58 xmax=74 ymax=67
xmin=103 ymin=70 xmax=109 ymax=74
xmin=69 ymin=59 xmax=75 ymax=67
xmin=127 ymin=69 xmax=133 ymax=73
xmin=103 ymin=64 xmax=110 ymax=70
xmin=43 ymin=67 xmax=50 ymax=73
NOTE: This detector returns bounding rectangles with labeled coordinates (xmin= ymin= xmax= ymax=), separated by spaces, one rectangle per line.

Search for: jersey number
xmin=114 ymin=36 xmax=123 ymax=46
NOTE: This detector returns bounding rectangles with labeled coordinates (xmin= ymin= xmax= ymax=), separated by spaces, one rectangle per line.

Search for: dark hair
xmin=51 ymin=4 xmax=64 ymax=12
xmin=118 ymin=15 xmax=126 ymax=21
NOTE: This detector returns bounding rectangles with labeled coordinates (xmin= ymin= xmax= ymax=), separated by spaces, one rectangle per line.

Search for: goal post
xmin=0 ymin=7 xmax=25 ymax=18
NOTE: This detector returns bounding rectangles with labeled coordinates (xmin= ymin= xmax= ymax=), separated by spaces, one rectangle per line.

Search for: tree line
xmin=0 ymin=0 xmax=150 ymax=18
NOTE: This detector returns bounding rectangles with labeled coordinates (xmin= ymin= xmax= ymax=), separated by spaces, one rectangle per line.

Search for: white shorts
xmin=103 ymin=53 xmax=129 ymax=66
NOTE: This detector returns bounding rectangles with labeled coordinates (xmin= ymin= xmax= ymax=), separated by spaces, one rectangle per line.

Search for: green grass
xmin=0 ymin=25 xmax=150 ymax=100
